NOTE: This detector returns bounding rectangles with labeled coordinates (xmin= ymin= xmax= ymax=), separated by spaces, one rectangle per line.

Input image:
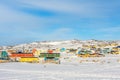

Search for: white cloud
xmin=11 ymin=0 xmax=109 ymax=18
xmin=0 ymin=4 xmax=61 ymax=33
xmin=21 ymin=0 xmax=102 ymax=17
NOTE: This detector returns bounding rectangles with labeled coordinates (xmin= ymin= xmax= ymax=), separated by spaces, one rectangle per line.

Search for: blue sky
xmin=0 ymin=0 xmax=120 ymax=46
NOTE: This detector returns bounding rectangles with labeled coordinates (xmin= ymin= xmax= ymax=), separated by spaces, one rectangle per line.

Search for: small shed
xmin=60 ymin=48 xmax=66 ymax=52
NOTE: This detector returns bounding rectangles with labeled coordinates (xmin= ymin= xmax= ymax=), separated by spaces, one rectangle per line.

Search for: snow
xmin=0 ymin=62 xmax=120 ymax=80
xmin=0 ymin=40 xmax=120 ymax=80
xmin=2 ymin=39 xmax=120 ymax=50
xmin=39 ymin=40 xmax=71 ymax=45
xmin=0 ymin=55 xmax=120 ymax=80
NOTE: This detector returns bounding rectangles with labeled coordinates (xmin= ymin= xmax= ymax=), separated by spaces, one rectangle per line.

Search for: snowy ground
xmin=0 ymin=63 xmax=120 ymax=80
xmin=1 ymin=55 xmax=120 ymax=80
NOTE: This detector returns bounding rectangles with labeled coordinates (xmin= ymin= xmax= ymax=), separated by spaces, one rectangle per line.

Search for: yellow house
xmin=34 ymin=50 xmax=41 ymax=56
xmin=19 ymin=57 xmax=39 ymax=63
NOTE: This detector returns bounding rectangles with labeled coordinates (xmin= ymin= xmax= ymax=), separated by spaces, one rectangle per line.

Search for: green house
xmin=39 ymin=53 xmax=61 ymax=64
xmin=0 ymin=51 xmax=8 ymax=60
xmin=39 ymin=53 xmax=60 ymax=58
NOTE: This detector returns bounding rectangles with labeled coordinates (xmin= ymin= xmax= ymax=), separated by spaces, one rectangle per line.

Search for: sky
xmin=0 ymin=0 xmax=120 ymax=46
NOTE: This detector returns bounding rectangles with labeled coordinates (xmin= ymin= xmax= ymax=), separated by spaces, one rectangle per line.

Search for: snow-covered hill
xmin=1 ymin=39 xmax=120 ymax=50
